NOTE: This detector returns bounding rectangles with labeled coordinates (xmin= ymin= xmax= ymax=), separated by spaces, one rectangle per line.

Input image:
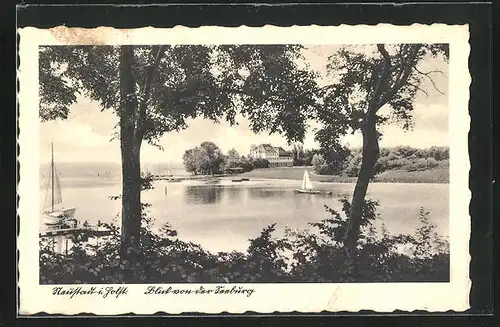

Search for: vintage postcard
xmin=17 ymin=24 xmax=471 ymax=315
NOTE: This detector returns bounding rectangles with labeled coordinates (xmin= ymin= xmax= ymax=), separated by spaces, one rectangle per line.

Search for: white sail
xmin=301 ymin=170 xmax=314 ymax=190
xmin=42 ymin=143 xmax=76 ymax=227
xmin=43 ymin=165 xmax=63 ymax=211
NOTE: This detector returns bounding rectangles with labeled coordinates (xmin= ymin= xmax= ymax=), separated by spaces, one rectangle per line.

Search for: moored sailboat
xmin=42 ymin=143 xmax=77 ymax=228
xmin=295 ymin=169 xmax=321 ymax=194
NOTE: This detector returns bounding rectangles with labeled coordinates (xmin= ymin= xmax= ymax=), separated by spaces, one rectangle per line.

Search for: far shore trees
xmin=311 ymin=153 xmax=329 ymax=175
xmin=183 ymin=142 xmax=225 ymax=175
xmin=291 ymin=142 xmax=306 ymax=166
xmin=183 ymin=144 xmax=271 ymax=174
xmin=311 ymin=145 xmax=449 ymax=177
xmin=226 ymin=148 xmax=241 ymax=168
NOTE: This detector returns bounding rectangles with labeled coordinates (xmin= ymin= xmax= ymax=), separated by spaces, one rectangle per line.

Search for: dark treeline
xmin=291 ymin=145 xmax=449 ymax=176
xmin=182 ymin=142 xmax=270 ymax=175
xmin=182 ymin=142 xmax=449 ymax=177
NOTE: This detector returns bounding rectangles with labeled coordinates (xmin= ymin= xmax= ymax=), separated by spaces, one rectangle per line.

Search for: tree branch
xmin=413 ymin=67 xmax=446 ymax=76
xmin=368 ymin=44 xmax=392 ymax=115
xmin=377 ymin=45 xmax=421 ymax=109
xmin=179 ymin=82 xmax=308 ymax=108
xmin=137 ymin=45 xmax=167 ymax=138
xmin=119 ymin=46 xmax=138 ymax=126
xmin=408 ymin=82 xmax=429 ymax=97
xmin=413 ymin=66 xmax=446 ymax=95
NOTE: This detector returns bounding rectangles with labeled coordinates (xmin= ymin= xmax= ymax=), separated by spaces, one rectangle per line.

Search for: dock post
xmin=55 ymin=235 xmax=63 ymax=254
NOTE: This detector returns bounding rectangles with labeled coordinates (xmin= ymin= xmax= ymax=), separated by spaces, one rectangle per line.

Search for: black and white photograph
xmin=17 ymin=25 xmax=471 ymax=314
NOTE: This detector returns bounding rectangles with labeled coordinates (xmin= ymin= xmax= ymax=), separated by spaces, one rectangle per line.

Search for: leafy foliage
xmin=345 ymin=146 xmax=449 ymax=177
xmin=182 ymin=142 xmax=226 ymax=175
xmin=311 ymin=153 xmax=329 ymax=175
xmin=40 ymin=45 xmax=318 ymax=144
xmin=183 ymin=143 xmax=271 ymax=175
xmin=311 ymin=44 xmax=449 ymax=168
xmin=312 ymin=44 xmax=448 ymax=248
xmin=317 ymin=44 xmax=448 ymax=134
xmin=308 ymin=145 xmax=449 ymax=177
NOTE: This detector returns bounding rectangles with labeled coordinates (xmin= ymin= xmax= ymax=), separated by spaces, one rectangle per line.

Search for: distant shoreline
xmin=238 ymin=167 xmax=449 ymax=184
xmin=151 ymin=166 xmax=449 ymax=184
xmin=240 ymin=167 xmax=449 ymax=184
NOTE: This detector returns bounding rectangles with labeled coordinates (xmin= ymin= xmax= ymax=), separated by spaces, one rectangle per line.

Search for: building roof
xmin=253 ymin=144 xmax=292 ymax=157
xmin=254 ymin=144 xmax=277 ymax=154
xmin=277 ymin=147 xmax=293 ymax=157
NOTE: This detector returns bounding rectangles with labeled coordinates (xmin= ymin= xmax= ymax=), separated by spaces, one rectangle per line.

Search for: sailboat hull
xmin=296 ymin=169 xmax=322 ymax=194
xmin=43 ymin=208 xmax=76 ymax=225
xmin=294 ymin=189 xmax=321 ymax=194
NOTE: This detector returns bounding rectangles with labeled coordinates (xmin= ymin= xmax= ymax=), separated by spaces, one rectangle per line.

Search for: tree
xmin=311 ymin=153 xmax=328 ymax=175
xmin=227 ymin=148 xmax=240 ymax=162
xmin=238 ymin=156 xmax=255 ymax=172
xmin=39 ymin=44 xmax=319 ymax=257
xmin=183 ymin=147 xmax=203 ymax=175
xmin=183 ymin=143 xmax=225 ymax=175
xmin=225 ymin=148 xmax=241 ymax=169
xmin=303 ymin=149 xmax=318 ymax=166
xmin=291 ymin=142 xmax=304 ymax=165
xmin=199 ymin=142 xmax=225 ymax=175
xmin=251 ymin=158 xmax=270 ymax=169
xmin=316 ymin=44 xmax=448 ymax=252
xmin=314 ymin=131 xmax=351 ymax=174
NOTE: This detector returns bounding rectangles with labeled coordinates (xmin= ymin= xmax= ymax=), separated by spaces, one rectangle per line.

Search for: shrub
xmin=312 ymin=154 xmax=332 ymax=175
xmin=426 ymin=157 xmax=438 ymax=167
xmin=237 ymin=158 xmax=255 ymax=172
xmin=343 ymin=153 xmax=362 ymax=177
xmin=251 ymin=158 xmax=270 ymax=169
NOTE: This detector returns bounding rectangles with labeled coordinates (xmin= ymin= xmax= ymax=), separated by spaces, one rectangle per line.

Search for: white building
xmin=249 ymin=144 xmax=293 ymax=167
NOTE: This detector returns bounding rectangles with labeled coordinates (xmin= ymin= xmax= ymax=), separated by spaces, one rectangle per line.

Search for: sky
xmin=39 ymin=45 xmax=449 ymax=164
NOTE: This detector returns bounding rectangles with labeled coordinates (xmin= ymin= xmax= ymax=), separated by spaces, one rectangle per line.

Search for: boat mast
xmin=51 ymin=142 xmax=54 ymax=212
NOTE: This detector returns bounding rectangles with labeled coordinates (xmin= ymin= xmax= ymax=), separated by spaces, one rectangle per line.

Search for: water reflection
xmin=248 ymin=188 xmax=289 ymax=198
xmin=184 ymin=184 xmax=351 ymax=208
xmin=184 ymin=186 xmax=221 ymax=204
xmin=227 ymin=187 xmax=243 ymax=201
xmin=185 ymin=185 xmax=295 ymax=205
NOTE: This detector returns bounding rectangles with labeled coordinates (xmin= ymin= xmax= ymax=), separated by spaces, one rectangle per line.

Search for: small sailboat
xmin=295 ymin=169 xmax=321 ymax=194
xmin=42 ymin=143 xmax=77 ymax=227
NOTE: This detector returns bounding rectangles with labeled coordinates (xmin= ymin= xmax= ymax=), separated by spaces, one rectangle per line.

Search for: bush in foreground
xmin=40 ymin=200 xmax=449 ymax=284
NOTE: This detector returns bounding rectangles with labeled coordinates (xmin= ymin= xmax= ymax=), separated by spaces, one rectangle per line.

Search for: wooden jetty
xmin=40 ymin=226 xmax=112 ymax=238
xmin=40 ymin=223 xmax=113 ymax=255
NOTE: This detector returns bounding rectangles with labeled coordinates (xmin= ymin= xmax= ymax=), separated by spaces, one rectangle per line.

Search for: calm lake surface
xmin=39 ymin=169 xmax=449 ymax=253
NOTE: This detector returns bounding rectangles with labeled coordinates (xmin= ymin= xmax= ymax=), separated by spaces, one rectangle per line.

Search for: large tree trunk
xmin=120 ymin=130 xmax=142 ymax=257
xmin=118 ymin=46 xmax=142 ymax=259
xmin=344 ymin=115 xmax=380 ymax=252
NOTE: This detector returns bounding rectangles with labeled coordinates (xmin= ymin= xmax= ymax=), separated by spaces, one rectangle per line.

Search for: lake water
xmin=39 ymin=166 xmax=449 ymax=253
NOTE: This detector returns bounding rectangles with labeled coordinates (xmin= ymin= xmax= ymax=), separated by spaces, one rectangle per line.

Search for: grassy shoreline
xmin=239 ymin=166 xmax=449 ymax=184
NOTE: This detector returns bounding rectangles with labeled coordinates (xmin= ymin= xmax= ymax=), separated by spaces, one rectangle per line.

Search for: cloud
xmin=413 ymin=103 xmax=448 ymax=132
xmin=39 ymin=55 xmax=448 ymax=164
xmin=342 ymin=103 xmax=449 ymax=149
xmin=40 ymin=121 xmax=112 ymax=148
